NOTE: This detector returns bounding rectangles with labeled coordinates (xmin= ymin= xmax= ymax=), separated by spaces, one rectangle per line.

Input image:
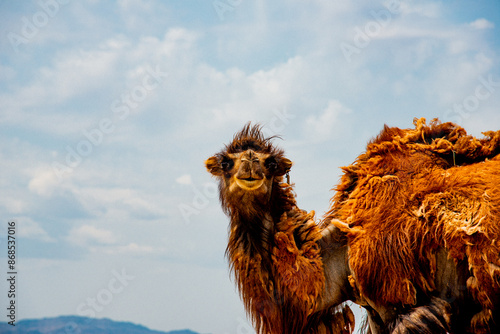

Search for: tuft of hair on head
xmin=224 ymin=123 xmax=282 ymax=155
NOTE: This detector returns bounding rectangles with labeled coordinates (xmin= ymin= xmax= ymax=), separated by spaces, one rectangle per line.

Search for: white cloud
xmin=97 ymin=242 xmax=158 ymax=255
xmin=0 ymin=64 xmax=16 ymax=81
xmin=469 ymin=18 xmax=494 ymax=30
xmin=23 ymin=47 xmax=118 ymax=107
xmin=16 ymin=217 xmax=56 ymax=243
xmin=190 ymin=56 xmax=310 ymax=133
xmin=28 ymin=168 xmax=62 ymax=197
xmin=67 ymin=225 xmax=118 ymax=246
xmin=176 ymin=174 xmax=192 ymax=185
xmin=0 ymin=27 xmax=198 ymax=137
xmin=118 ymin=0 xmax=152 ymax=12
xmin=305 ymin=100 xmax=352 ymax=142
xmin=74 ymin=187 xmax=166 ymax=221
xmin=376 ymin=25 xmax=452 ymax=40
xmin=2 ymin=196 xmax=26 ymax=214
xmin=249 ymin=56 xmax=306 ymax=107
xmin=397 ymin=1 xmax=442 ymax=18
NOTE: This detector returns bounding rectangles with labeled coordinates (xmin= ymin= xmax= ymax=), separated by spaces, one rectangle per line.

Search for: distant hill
xmin=0 ymin=315 xmax=200 ymax=334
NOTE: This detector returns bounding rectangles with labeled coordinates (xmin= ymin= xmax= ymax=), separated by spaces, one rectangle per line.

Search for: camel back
xmin=327 ymin=118 xmax=500 ymax=332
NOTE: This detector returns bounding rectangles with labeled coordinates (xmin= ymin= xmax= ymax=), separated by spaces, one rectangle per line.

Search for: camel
xmin=205 ymin=118 xmax=500 ymax=333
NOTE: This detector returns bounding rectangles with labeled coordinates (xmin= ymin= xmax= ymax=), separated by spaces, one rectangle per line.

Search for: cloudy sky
xmin=0 ymin=1 xmax=499 ymax=333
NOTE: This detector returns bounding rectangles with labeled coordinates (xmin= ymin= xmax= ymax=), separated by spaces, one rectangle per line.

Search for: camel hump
xmin=367 ymin=117 xmax=500 ymax=166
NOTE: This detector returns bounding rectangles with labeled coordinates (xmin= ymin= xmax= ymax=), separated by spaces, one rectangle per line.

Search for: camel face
xmin=206 ymin=149 xmax=273 ymax=203
xmin=206 ymin=148 xmax=291 ymax=198
xmin=227 ymin=150 xmax=269 ymax=192
xmin=205 ymin=124 xmax=292 ymax=210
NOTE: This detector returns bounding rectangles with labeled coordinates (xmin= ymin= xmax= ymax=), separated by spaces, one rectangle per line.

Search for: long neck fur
xmin=223 ymin=180 xmax=353 ymax=333
xmin=224 ymin=179 xmax=301 ymax=333
xmin=225 ymin=178 xmax=296 ymax=259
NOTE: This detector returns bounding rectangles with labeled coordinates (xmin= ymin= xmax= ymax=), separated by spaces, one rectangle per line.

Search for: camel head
xmin=205 ymin=124 xmax=292 ymax=215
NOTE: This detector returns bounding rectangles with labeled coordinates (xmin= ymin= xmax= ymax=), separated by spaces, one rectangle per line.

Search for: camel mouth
xmin=235 ymin=177 xmax=265 ymax=191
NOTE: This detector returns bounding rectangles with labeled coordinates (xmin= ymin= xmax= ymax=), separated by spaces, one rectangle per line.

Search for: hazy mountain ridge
xmin=0 ymin=315 xmax=200 ymax=334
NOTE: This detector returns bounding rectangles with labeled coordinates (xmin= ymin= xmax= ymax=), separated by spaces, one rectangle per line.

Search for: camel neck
xmin=226 ymin=182 xmax=298 ymax=257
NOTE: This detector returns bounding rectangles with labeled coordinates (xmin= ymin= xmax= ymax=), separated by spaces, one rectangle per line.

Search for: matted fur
xmin=326 ymin=118 xmax=500 ymax=333
xmin=388 ymin=297 xmax=453 ymax=333
xmin=230 ymin=202 xmax=351 ymax=334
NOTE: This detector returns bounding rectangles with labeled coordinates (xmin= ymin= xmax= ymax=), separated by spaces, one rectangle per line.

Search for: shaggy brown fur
xmin=326 ymin=118 xmax=500 ymax=333
xmin=206 ymin=124 xmax=354 ymax=334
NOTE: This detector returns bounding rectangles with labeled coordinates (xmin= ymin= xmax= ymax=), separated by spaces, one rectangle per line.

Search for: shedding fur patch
xmin=272 ymin=210 xmax=325 ymax=316
xmin=327 ymin=118 xmax=500 ymax=333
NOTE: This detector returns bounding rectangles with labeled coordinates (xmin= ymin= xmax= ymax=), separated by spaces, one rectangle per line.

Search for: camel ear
xmin=277 ymin=157 xmax=293 ymax=176
xmin=205 ymin=156 xmax=223 ymax=176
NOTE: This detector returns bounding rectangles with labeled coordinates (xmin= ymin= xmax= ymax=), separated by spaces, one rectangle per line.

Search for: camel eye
xmin=221 ymin=158 xmax=234 ymax=171
xmin=265 ymin=157 xmax=278 ymax=171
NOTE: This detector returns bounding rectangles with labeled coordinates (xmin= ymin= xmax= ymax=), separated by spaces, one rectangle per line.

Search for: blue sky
xmin=0 ymin=1 xmax=499 ymax=333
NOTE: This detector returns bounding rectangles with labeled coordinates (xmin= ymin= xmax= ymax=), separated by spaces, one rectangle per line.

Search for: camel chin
xmin=235 ymin=178 xmax=265 ymax=191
